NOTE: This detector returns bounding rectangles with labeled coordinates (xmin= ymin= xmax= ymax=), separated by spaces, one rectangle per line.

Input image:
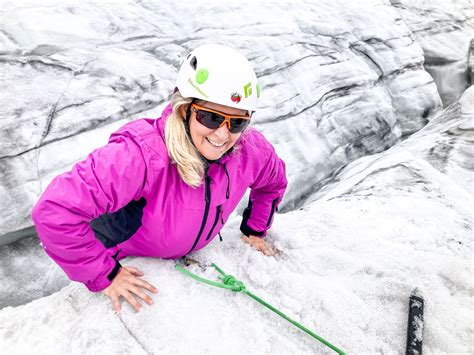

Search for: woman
xmin=32 ymin=44 xmax=287 ymax=314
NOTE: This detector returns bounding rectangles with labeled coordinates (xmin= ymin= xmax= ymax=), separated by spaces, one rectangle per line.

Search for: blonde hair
xmin=164 ymin=91 xmax=246 ymax=187
xmin=165 ymin=92 xmax=204 ymax=187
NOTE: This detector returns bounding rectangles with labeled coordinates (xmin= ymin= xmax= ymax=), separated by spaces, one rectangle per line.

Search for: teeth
xmin=207 ymin=138 xmax=226 ymax=147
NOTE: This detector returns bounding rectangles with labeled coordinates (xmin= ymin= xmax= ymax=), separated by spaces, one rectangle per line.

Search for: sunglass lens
xmin=229 ymin=118 xmax=250 ymax=133
xmin=196 ymin=110 xmax=224 ymax=129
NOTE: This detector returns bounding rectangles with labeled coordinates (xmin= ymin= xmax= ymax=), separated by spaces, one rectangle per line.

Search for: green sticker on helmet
xmin=196 ymin=69 xmax=209 ymax=84
xmin=244 ymin=82 xmax=252 ymax=98
xmin=256 ymin=83 xmax=261 ymax=98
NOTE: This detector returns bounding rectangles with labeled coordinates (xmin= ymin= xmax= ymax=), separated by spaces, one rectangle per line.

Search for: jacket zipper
xmin=187 ymin=172 xmax=212 ymax=254
xmin=218 ymin=213 xmax=225 ymax=241
xmin=112 ymin=249 xmax=121 ymax=260
xmin=266 ymin=198 xmax=279 ymax=227
xmin=206 ymin=205 xmax=222 ymax=241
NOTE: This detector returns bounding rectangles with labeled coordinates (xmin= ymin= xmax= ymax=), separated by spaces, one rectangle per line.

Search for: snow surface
xmin=1 ymin=88 xmax=472 ymax=353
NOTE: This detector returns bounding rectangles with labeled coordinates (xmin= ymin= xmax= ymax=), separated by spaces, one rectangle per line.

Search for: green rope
xmin=175 ymin=262 xmax=345 ymax=354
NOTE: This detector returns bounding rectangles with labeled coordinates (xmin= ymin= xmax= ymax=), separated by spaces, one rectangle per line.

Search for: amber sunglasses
xmin=191 ymin=103 xmax=251 ymax=134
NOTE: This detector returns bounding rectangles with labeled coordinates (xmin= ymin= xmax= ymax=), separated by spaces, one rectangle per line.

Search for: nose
xmin=214 ymin=123 xmax=230 ymax=139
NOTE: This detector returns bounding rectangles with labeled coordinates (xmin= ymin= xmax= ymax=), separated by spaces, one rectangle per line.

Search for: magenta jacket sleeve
xmin=240 ymin=143 xmax=288 ymax=238
xmin=31 ymin=133 xmax=148 ymax=292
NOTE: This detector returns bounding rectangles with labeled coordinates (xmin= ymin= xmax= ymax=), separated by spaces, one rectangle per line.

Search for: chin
xmin=200 ymin=145 xmax=229 ymax=160
xmin=204 ymin=152 xmax=223 ymax=160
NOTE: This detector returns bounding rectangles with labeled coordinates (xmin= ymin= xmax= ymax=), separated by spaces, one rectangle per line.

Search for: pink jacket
xmin=32 ymin=103 xmax=287 ymax=292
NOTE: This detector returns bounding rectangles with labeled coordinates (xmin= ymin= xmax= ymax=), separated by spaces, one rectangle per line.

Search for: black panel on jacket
xmin=90 ymin=197 xmax=147 ymax=248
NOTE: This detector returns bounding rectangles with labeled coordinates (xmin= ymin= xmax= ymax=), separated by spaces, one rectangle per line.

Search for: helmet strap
xmin=184 ymin=99 xmax=211 ymax=166
xmin=184 ymin=99 xmax=195 ymax=142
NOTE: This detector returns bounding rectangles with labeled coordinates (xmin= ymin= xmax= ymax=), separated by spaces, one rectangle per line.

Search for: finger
xmin=122 ymin=291 xmax=142 ymax=313
xmin=260 ymin=245 xmax=274 ymax=256
xmin=129 ymin=286 xmax=154 ymax=306
xmin=126 ymin=267 xmax=144 ymax=276
xmin=134 ymin=278 xmax=159 ymax=294
xmin=266 ymin=245 xmax=277 ymax=256
xmin=111 ymin=295 xmax=122 ymax=314
xmin=266 ymin=249 xmax=276 ymax=256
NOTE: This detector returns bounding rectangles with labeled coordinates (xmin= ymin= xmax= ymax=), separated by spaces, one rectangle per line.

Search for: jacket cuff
xmin=240 ymin=220 xmax=265 ymax=238
xmin=240 ymin=198 xmax=268 ymax=238
xmin=86 ymin=259 xmax=122 ymax=292
xmin=107 ymin=259 xmax=122 ymax=281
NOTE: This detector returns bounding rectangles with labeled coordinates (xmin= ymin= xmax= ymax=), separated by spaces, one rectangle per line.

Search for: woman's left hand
xmin=241 ymin=235 xmax=277 ymax=256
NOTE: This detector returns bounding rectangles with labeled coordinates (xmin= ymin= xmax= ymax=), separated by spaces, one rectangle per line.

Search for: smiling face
xmin=181 ymin=100 xmax=249 ymax=161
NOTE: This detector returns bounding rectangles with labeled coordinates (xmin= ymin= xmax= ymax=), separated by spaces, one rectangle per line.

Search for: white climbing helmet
xmin=175 ymin=44 xmax=260 ymax=112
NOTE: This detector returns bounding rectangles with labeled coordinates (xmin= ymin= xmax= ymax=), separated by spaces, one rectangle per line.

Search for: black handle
xmin=406 ymin=292 xmax=424 ymax=355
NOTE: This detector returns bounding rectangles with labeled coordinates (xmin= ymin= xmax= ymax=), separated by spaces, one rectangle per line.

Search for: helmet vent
xmin=190 ymin=56 xmax=197 ymax=70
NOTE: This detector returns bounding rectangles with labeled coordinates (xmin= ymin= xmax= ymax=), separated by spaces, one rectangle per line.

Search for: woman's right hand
xmin=102 ymin=266 xmax=158 ymax=314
